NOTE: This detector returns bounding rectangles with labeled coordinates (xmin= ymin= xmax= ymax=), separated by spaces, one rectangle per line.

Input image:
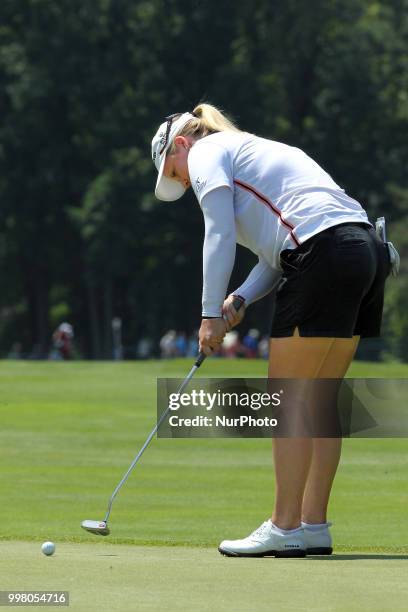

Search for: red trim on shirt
xmin=233 ymin=179 xmax=300 ymax=247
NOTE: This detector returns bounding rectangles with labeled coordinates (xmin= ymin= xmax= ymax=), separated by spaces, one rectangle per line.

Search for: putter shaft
xmin=103 ymin=359 xmax=202 ymax=523
xmin=99 ymin=296 xmax=243 ymax=526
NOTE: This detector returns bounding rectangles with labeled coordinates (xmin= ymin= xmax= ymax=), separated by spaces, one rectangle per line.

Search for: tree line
xmin=0 ymin=0 xmax=407 ymax=359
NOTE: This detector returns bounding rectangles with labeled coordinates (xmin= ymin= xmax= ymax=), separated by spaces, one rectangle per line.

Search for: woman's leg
xmin=301 ymin=336 xmax=360 ymax=524
xmin=268 ymin=331 xmax=359 ymax=530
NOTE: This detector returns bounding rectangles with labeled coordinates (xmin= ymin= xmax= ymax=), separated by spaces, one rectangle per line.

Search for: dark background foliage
xmin=0 ymin=0 xmax=407 ymax=359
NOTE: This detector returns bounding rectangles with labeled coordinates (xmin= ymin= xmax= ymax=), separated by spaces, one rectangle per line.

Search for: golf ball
xmin=41 ymin=541 xmax=55 ymax=556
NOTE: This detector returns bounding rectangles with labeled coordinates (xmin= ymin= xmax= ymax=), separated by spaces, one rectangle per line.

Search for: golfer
xmin=151 ymin=104 xmax=390 ymax=557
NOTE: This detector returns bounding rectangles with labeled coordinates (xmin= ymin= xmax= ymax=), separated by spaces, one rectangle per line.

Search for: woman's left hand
xmin=199 ymin=318 xmax=228 ymax=356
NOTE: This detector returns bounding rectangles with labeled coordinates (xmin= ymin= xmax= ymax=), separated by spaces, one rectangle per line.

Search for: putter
xmin=81 ymin=298 xmax=243 ymax=536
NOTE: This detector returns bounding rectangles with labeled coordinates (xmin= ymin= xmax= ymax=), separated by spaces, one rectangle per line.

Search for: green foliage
xmin=0 ymin=0 xmax=407 ymax=357
xmin=382 ymin=217 xmax=408 ymax=360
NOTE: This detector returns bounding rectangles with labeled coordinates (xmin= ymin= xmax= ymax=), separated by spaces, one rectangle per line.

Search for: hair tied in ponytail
xmin=168 ymin=103 xmax=240 ymax=150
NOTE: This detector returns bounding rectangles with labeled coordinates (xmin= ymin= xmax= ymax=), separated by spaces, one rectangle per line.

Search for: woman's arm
xmin=201 ymin=186 xmax=236 ymax=318
xmin=223 ymin=258 xmax=281 ymax=329
xmin=233 ymin=257 xmax=281 ymax=306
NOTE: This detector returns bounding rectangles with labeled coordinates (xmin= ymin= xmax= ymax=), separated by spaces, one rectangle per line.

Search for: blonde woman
xmin=151 ymin=104 xmax=390 ymax=558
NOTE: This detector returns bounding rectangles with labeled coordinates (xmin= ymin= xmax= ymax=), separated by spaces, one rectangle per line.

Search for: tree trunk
xmin=23 ymin=263 xmax=49 ymax=358
xmin=103 ymin=274 xmax=113 ymax=359
xmin=87 ymin=278 xmax=101 ymax=359
xmin=34 ymin=272 xmax=49 ymax=358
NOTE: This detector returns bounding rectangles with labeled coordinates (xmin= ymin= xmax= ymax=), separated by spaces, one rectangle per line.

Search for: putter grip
xmin=195 ymin=296 xmax=244 ymax=367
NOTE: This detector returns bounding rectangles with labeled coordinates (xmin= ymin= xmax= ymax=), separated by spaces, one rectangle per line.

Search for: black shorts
xmin=270 ymin=222 xmax=391 ymax=338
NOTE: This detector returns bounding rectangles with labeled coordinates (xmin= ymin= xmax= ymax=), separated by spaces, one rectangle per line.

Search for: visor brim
xmin=155 ymin=154 xmax=186 ymax=202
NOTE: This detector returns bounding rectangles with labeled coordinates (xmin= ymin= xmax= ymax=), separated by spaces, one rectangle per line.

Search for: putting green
xmin=0 ymin=542 xmax=407 ymax=611
xmin=1 ymin=360 xmax=407 ymax=610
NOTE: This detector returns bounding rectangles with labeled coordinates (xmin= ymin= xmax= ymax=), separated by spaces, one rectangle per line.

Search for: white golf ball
xmin=41 ymin=541 xmax=56 ymax=556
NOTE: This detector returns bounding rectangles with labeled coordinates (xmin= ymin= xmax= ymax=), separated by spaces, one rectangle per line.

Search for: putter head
xmin=81 ymin=519 xmax=110 ymax=536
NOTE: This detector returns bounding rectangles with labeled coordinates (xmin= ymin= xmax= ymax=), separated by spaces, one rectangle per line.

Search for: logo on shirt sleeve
xmin=194 ymin=176 xmax=206 ymax=194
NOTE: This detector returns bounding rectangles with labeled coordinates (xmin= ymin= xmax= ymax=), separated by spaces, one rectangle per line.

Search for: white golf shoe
xmin=218 ymin=520 xmax=306 ymax=558
xmin=302 ymin=522 xmax=333 ymax=555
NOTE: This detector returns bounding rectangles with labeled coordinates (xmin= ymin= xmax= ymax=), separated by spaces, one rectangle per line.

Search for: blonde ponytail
xmin=191 ymin=103 xmax=240 ymax=133
xmin=169 ymin=103 xmax=240 ymax=151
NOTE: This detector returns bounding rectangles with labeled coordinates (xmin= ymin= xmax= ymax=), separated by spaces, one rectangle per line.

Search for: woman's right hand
xmin=222 ymin=294 xmax=245 ymax=329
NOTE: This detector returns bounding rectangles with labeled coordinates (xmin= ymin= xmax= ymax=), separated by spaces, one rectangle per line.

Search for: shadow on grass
xmin=307 ymin=554 xmax=408 ymax=561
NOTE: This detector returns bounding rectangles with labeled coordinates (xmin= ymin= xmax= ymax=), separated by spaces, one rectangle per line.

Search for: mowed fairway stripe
xmin=0 ymin=360 xmax=407 ymax=550
xmin=0 ymin=542 xmax=407 ymax=612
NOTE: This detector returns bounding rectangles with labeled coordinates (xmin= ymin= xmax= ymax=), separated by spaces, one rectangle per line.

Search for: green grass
xmin=1 ymin=542 xmax=408 ymax=612
xmin=0 ymin=359 xmax=407 ymax=611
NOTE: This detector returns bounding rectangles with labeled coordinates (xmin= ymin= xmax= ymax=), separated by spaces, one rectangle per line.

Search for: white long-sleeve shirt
xmin=188 ymin=131 xmax=370 ymax=317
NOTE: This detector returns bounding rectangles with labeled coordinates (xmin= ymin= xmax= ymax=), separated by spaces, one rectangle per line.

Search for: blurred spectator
xmin=159 ymin=330 xmax=177 ymax=358
xmin=187 ymin=330 xmax=199 ymax=357
xmin=136 ymin=337 xmax=153 ymax=359
xmin=112 ymin=317 xmax=123 ymax=360
xmin=242 ymin=328 xmax=260 ymax=358
xmin=156 ymin=328 xmax=270 ymax=360
xmin=7 ymin=342 xmax=22 ymax=359
xmin=50 ymin=322 xmax=74 ymax=360
xmin=175 ymin=331 xmax=188 ymax=356
xmin=258 ymin=335 xmax=269 ymax=359
xmin=222 ymin=330 xmax=241 ymax=358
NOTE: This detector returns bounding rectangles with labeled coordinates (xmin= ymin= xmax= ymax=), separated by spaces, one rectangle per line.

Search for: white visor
xmin=151 ymin=112 xmax=194 ymax=202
